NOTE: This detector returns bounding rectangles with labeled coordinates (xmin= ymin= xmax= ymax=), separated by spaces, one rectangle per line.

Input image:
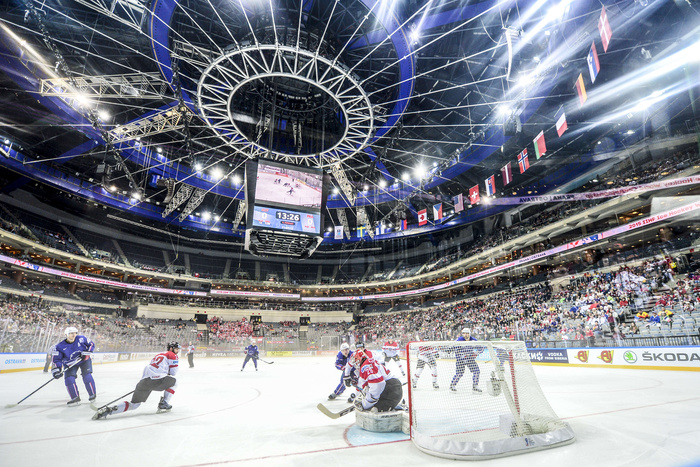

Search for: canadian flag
xmin=418 ymin=209 xmax=428 ymax=226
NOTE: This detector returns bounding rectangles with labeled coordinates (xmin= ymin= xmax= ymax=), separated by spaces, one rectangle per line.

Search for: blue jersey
xmin=51 ymin=335 xmax=94 ymax=369
xmin=335 ymin=350 xmax=353 ymax=371
xmin=455 ymin=335 xmax=481 ymax=361
xmin=245 ymin=344 xmax=259 ymax=357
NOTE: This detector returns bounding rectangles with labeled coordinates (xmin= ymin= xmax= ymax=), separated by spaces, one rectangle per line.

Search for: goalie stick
xmin=316 ymin=402 xmax=355 ymax=419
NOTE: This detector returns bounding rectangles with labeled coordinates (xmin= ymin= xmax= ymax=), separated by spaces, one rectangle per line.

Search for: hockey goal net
xmin=406 ymin=340 xmax=574 ymax=460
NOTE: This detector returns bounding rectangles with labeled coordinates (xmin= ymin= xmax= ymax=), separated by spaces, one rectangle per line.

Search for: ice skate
xmin=347 ymin=393 xmax=356 ymax=403
xmin=411 ymin=379 xmax=417 ymax=389
xmin=67 ymin=396 xmax=81 ymax=406
xmin=473 ymin=386 xmax=482 ymax=393
xmin=92 ymin=405 xmax=116 ymax=420
xmin=450 ymin=385 xmax=457 ymax=392
xmin=157 ymin=397 xmax=172 ymax=413
xmin=433 ymin=382 xmax=439 ymax=389
xmin=89 ymin=394 xmax=96 ymax=402
xmin=328 ymin=393 xmax=337 ymax=400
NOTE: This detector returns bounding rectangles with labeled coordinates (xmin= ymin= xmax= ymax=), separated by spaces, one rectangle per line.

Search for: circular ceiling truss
xmin=163 ymin=0 xmax=410 ymax=171
xmin=197 ymin=44 xmax=374 ymax=167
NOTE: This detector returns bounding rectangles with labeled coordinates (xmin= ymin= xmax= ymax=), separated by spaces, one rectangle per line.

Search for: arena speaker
xmin=503 ymin=114 xmax=521 ymax=137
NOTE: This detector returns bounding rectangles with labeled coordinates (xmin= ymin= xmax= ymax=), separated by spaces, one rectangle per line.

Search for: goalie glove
xmin=353 ymin=397 xmax=365 ymax=411
xmin=52 ymin=368 xmax=62 ymax=379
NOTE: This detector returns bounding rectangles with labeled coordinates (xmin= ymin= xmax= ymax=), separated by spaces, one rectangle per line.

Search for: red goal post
xmin=406 ymin=340 xmax=574 ymax=460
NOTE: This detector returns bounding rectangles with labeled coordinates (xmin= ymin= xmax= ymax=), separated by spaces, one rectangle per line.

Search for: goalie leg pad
xmin=355 ymin=409 xmax=407 ymax=433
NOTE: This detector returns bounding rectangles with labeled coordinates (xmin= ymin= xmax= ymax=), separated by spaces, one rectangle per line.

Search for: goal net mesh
xmin=406 ymin=340 xmax=574 ymax=460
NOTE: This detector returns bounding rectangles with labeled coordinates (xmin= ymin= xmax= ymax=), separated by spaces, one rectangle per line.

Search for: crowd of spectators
xmin=353 ymin=256 xmax=700 ymax=348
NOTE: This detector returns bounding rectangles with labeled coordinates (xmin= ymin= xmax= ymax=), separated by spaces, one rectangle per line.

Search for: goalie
xmin=344 ymin=348 xmax=402 ymax=412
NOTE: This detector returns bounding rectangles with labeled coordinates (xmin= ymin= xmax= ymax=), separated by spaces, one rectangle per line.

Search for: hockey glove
xmin=353 ymin=398 xmax=365 ymax=411
xmin=52 ymin=368 xmax=62 ymax=379
xmin=343 ymin=376 xmax=353 ymax=387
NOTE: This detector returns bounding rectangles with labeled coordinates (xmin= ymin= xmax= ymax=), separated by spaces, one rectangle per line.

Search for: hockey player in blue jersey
xmin=328 ymin=343 xmax=358 ymax=402
xmin=51 ymin=326 xmax=97 ymax=405
xmin=241 ymin=340 xmax=259 ymax=371
xmin=450 ymin=328 xmax=483 ymax=393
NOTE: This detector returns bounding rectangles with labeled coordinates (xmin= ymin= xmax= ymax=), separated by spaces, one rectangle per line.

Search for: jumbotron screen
xmin=254 ymin=162 xmax=323 ymax=209
xmin=245 ymin=160 xmax=328 ymax=236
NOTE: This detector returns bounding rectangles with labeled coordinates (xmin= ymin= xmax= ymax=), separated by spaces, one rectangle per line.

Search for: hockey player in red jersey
xmin=344 ymin=348 xmax=402 ymax=412
xmin=92 ymin=342 xmax=180 ymax=420
xmin=381 ymin=338 xmax=405 ymax=376
xmin=412 ymin=335 xmax=439 ymax=389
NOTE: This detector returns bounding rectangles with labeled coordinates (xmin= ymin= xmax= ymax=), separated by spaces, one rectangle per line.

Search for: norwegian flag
xmin=469 ymin=185 xmax=480 ymax=205
xmin=485 ymin=175 xmax=496 ymax=197
xmin=517 ymin=149 xmax=530 ymax=174
xmin=501 ymin=162 xmax=513 ymax=186
xmin=598 ymin=6 xmax=613 ymax=52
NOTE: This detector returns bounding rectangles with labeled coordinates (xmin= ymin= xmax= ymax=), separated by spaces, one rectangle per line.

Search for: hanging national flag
xmin=334 ymin=225 xmax=343 ymax=240
xmin=517 ymin=148 xmax=530 ymax=174
xmin=418 ymin=209 xmax=428 ymax=226
xmin=588 ymin=42 xmax=600 ymax=84
xmin=533 ymin=131 xmax=547 ymax=159
xmin=398 ymin=219 xmax=407 ymax=231
xmin=501 ymin=162 xmax=513 ymax=186
xmin=469 ymin=185 xmax=480 ymax=205
xmin=356 ymin=225 xmax=367 ymax=239
xmin=485 ymin=175 xmax=496 ymax=197
xmin=375 ymin=224 xmax=387 ymax=235
xmin=555 ymin=107 xmax=568 ymax=137
xmin=574 ymin=73 xmax=587 ymax=106
xmin=598 ymin=6 xmax=613 ymax=52
xmin=433 ymin=203 xmax=443 ymax=221
xmin=453 ymin=193 xmax=464 ymax=213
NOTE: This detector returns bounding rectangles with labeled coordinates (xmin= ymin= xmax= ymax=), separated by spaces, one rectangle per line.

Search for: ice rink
xmin=1 ymin=356 xmax=699 ymax=467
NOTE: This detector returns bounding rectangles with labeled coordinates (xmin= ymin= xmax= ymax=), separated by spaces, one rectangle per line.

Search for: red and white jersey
xmin=382 ymin=341 xmax=400 ymax=357
xmin=352 ymin=350 xmax=397 ymax=410
xmin=142 ymin=351 xmax=179 ymax=380
xmin=417 ymin=344 xmax=439 ymax=362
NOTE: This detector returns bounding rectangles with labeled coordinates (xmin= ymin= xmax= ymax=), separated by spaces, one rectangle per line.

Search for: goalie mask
xmin=350 ymin=349 xmax=370 ymax=368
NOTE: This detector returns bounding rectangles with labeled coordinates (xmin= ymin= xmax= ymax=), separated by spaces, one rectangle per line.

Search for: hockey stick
xmin=5 ymin=358 xmax=83 ymax=408
xmin=90 ymin=390 xmax=135 ymax=412
xmin=254 ymin=356 xmax=274 ymax=364
xmin=317 ymin=402 xmax=355 ymax=419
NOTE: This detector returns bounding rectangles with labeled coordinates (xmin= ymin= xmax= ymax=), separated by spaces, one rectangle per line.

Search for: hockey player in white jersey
xmin=92 ymin=342 xmax=180 ymax=419
xmin=381 ymin=338 xmax=405 ymax=376
xmin=411 ymin=335 xmax=439 ymax=389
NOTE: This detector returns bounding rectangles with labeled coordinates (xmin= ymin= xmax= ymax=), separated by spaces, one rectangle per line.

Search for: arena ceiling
xmin=0 ymin=0 xmax=698 ymax=242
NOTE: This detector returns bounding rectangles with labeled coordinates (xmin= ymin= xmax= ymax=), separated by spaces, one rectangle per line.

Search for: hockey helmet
xmin=461 ymin=328 xmax=471 ymax=335
xmin=350 ymin=348 xmax=371 ymax=368
xmin=65 ymin=326 xmax=79 ymax=337
xmin=354 ymin=342 xmax=365 ymax=350
xmin=340 ymin=343 xmax=350 ymax=351
xmin=167 ymin=342 xmax=181 ymax=351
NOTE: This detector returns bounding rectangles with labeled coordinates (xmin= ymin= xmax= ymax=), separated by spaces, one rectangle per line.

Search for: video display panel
xmin=254 ymin=161 xmax=323 ymax=209
xmin=250 ymin=205 xmax=321 ymax=235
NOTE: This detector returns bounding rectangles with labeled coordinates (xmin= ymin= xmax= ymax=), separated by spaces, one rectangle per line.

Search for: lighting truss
xmin=111 ymin=106 xmax=193 ymax=143
xmin=74 ymin=0 xmax=148 ymax=31
xmin=40 ymin=73 xmax=168 ymax=101
xmin=232 ymin=200 xmax=246 ymax=230
xmin=356 ymin=206 xmax=373 ymax=239
xmin=330 ymin=162 xmax=356 ymax=206
xmin=178 ymin=187 xmax=207 ymax=222
xmin=336 ymin=208 xmax=350 ymax=240
xmin=161 ymin=183 xmax=193 ymax=218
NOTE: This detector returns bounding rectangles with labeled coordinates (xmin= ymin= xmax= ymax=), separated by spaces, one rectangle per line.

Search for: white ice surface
xmin=1 ymin=356 xmax=699 ymax=467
